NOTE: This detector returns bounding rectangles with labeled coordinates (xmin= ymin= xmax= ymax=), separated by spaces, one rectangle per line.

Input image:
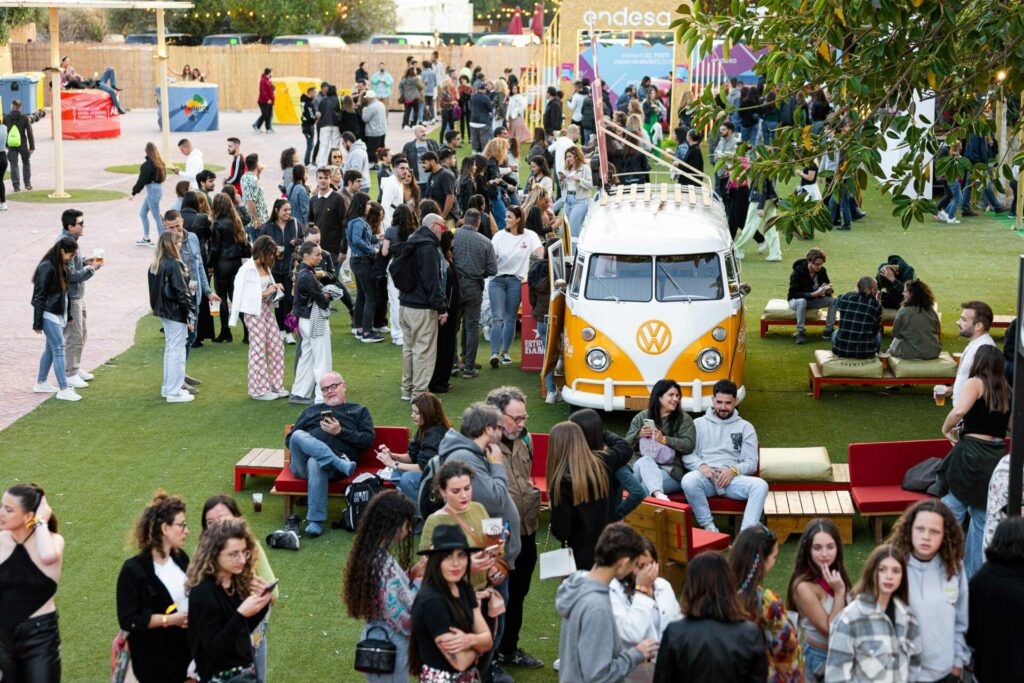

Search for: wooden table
xmin=764 ymin=490 xmax=856 ymax=544
xmin=234 ymin=448 xmax=284 ymax=491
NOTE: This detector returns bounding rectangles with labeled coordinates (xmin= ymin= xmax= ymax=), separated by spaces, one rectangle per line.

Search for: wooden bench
xmin=764 ymin=490 xmax=856 ymax=544
xmin=235 ymin=448 xmax=285 ymax=491
xmin=625 ymin=497 xmax=731 ymax=592
xmin=991 ymin=315 xmax=1013 ymax=335
xmin=760 ymin=299 xmax=939 ymax=338
xmin=271 ymin=425 xmax=410 ymax=520
xmin=808 ymin=362 xmax=954 ymax=399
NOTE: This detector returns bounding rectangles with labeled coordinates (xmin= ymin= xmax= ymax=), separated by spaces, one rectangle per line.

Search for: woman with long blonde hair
xmin=186 ymin=519 xmax=271 ymax=683
xmin=482 ymin=137 xmax=514 ymax=230
xmin=131 ymin=142 xmax=168 ymax=246
xmin=148 ymin=231 xmax=195 ymax=403
xmin=547 ymin=421 xmax=612 ymax=569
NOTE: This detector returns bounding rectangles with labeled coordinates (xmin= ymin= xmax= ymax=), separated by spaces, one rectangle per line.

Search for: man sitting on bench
xmin=286 ymin=371 xmax=375 ymax=537
xmin=681 ymin=380 xmax=767 ymax=533
xmin=832 ymin=276 xmax=883 ymax=359
xmin=876 ymin=254 xmax=915 ymax=309
xmin=788 ymin=247 xmax=836 ymax=345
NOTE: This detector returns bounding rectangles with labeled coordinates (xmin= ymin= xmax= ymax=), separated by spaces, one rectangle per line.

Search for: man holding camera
xmin=286 ymin=371 xmax=375 ymax=537
xmin=4 ymin=99 xmax=35 ymax=192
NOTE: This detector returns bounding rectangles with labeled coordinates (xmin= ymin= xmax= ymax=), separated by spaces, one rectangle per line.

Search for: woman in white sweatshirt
xmin=229 ymin=235 xmax=287 ymax=400
xmin=609 ymin=537 xmax=681 ymax=683
xmin=887 ymin=500 xmax=969 ymax=683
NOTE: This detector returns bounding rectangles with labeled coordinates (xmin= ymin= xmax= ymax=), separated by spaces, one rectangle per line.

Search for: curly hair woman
xmin=343 ymin=491 xmax=421 ymax=682
xmin=186 ymin=518 xmax=270 ymax=683
xmin=887 ymin=500 xmax=968 ymax=682
xmin=887 ymin=279 xmax=942 ymax=360
xmin=115 ymin=491 xmax=191 ymax=683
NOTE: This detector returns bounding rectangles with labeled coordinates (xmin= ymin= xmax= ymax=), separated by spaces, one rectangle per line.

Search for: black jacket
xmin=308 ymin=191 xmax=347 ymax=255
xmin=210 ymin=218 xmax=250 ymax=272
xmin=300 ymin=94 xmax=317 ymax=131
xmin=787 ymin=258 xmax=831 ymax=301
xmin=3 ymin=110 xmax=35 ymax=150
xmin=259 ymin=220 xmax=299 ymax=278
xmin=678 ymin=145 xmax=704 ymax=186
xmin=292 ymin=263 xmax=331 ymax=319
xmin=620 ymin=150 xmax=650 ymax=185
xmin=409 ymin=424 xmax=448 ymax=469
xmin=116 ymin=551 xmax=191 ymax=683
xmin=187 ymin=576 xmax=268 ymax=683
xmin=543 ymin=98 xmax=563 ymax=136
xmin=31 ymin=260 xmax=68 ymax=331
xmin=132 ymin=158 xmax=161 ymax=196
xmin=968 ymin=560 xmax=1024 ymax=683
xmin=340 ymin=109 xmax=363 ymax=138
xmin=181 ymin=208 xmax=212 ymax=265
xmin=398 ymin=226 xmax=446 ymax=312
xmin=653 ymin=617 xmax=768 ymax=682
xmin=580 ymin=92 xmax=595 ymax=131
xmin=287 ymin=400 xmax=375 ymax=460
xmin=469 ymin=91 xmax=493 ymax=125
xmin=317 ymin=96 xmax=341 ymax=128
xmin=148 ymin=258 xmax=195 ymax=323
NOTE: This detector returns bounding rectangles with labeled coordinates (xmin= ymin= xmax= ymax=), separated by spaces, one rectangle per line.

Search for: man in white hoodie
xmin=681 ymin=379 xmax=767 ymax=533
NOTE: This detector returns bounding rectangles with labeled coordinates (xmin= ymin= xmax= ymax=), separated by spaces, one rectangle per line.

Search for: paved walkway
xmin=0 ymin=110 xmax=417 ymax=431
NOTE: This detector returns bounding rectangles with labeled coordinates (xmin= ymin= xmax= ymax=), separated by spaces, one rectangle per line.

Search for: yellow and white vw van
xmin=542 ymin=182 xmax=747 ymax=412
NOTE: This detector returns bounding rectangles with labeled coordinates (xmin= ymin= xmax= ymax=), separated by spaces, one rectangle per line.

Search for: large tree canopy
xmin=673 ymin=0 xmax=1024 ymax=237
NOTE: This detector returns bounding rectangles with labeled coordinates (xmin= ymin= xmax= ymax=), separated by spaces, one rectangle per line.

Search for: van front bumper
xmin=561 ymin=379 xmax=746 ymax=413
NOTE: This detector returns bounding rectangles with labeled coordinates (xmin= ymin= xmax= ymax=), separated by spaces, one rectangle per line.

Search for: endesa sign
xmin=582 ymin=7 xmax=673 ymax=28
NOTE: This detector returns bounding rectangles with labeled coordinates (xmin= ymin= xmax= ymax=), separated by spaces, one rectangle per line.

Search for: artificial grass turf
xmin=2 ymin=167 xmax=1022 ymax=680
xmin=104 ymin=163 xmax=226 ymax=174
xmin=6 ymin=189 xmax=128 ymax=203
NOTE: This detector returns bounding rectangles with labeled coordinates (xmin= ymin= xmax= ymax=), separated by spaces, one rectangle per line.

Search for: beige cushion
xmin=760 ymin=447 xmax=834 ymax=482
xmin=881 ymin=307 xmax=898 ymax=322
xmin=763 ymin=299 xmax=798 ymax=321
xmin=814 ymin=349 xmax=884 ymax=378
xmin=889 ymin=352 xmax=958 ymax=378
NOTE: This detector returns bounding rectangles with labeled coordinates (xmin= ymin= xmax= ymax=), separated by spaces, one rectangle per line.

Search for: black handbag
xmin=354 ymin=625 xmax=397 ymax=674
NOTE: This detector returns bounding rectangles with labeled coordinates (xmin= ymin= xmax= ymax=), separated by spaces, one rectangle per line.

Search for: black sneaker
xmin=822 ymin=329 xmax=834 ymax=340
xmin=795 ymin=333 xmax=807 ymax=345
xmin=360 ymin=332 xmax=385 ymax=343
xmin=962 ymin=208 xmax=979 ymax=217
xmin=499 ymin=649 xmax=544 ymax=669
xmin=491 ymin=664 xmax=515 ymax=683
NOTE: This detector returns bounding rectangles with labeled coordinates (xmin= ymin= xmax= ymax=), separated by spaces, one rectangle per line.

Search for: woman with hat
xmin=409 ymin=524 xmax=493 ymax=681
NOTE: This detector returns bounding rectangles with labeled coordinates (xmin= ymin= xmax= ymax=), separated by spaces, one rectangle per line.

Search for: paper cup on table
xmin=933 ymin=385 xmax=946 ymax=406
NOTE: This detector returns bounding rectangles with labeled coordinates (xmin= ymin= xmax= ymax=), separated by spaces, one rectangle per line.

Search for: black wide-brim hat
xmin=418 ymin=524 xmax=483 ymax=556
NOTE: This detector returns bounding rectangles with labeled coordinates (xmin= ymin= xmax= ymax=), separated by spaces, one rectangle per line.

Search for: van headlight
xmin=581 ymin=326 xmax=596 ymax=341
xmin=696 ymin=348 xmax=722 ymax=372
xmin=712 ymin=326 xmax=727 ymax=342
xmin=586 ymin=348 xmax=610 ymax=372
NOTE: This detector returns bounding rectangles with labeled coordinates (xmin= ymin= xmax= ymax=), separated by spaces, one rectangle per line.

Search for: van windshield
xmin=585 ymin=254 xmax=652 ymax=302
xmin=656 ymin=254 xmax=723 ymax=301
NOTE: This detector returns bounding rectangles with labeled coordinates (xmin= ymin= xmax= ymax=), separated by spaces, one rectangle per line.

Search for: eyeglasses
xmin=504 ymin=413 xmax=528 ymax=424
xmin=172 ymin=522 xmax=188 ymax=530
xmin=221 ymin=549 xmax=252 ymax=561
xmin=320 ymin=381 xmax=344 ymax=393
xmin=75 ymin=220 xmax=85 ymax=226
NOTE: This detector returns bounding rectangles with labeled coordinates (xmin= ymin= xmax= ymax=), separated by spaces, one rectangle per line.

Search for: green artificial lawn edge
xmin=6 ymin=189 xmax=128 ymax=203
xmin=105 ymin=163 xmax=225 ymax=174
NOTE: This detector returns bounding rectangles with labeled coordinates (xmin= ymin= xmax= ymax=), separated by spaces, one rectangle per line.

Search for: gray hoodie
xmin=906 ymin=554 xmax=969 ymax=681
xmin=556 ymin=571 xmax=645 ymax=683
xmin=342 ymin=139 xmax=370 ymax=191
xmin=683 ymin=407 xmax=758 ymax=474
xmin=439 ymin=428 xmax=521 ymax=565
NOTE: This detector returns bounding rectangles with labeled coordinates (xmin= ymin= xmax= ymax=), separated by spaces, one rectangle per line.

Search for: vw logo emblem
xmin=636 ymin=320 xmax=671 ymax=355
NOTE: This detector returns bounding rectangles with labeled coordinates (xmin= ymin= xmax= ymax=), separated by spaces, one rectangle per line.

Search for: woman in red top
xmin=253 ymin=68 xmax=275 ymax=134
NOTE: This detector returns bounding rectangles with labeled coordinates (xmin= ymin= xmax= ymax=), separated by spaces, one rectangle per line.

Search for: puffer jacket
xmin=148 ymin=258 xmax=195 ymax=323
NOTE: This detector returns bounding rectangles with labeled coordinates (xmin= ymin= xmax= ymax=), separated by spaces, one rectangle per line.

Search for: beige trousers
xmin=399 ymin=306 xmax=438 ymax=398
xmin=63 ymin=298 xmax=87 ymax=376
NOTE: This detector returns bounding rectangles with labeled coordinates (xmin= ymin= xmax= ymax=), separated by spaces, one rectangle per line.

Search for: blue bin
xmin=0 ymin=75 xmax=41 ymax=116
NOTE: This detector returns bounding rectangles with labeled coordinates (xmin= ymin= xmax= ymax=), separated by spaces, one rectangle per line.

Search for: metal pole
xmin=156 ymin=7 xmax=171 ymax=163
xmin=1010 ymin=256 xmax=1024 ymax=517
xmin=48 ymin=7 xmax=69 ymax=198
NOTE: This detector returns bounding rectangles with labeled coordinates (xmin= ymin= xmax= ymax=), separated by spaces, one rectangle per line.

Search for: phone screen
xmin=320 ymin=411 xmax=333 ymax=420
xmin=263 ymin=579 xmax=280 ymax=596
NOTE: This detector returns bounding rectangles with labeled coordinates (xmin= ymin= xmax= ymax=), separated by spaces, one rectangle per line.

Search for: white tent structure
xmin=0 ymin=0 xmax=193 ymax=197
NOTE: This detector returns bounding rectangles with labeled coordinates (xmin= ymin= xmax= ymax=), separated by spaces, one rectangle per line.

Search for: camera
xmin=27 ymin=110 xmax=46 ymax=124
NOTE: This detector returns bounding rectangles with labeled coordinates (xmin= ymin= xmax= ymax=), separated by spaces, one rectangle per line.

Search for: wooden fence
xmin=11 ymin=43 xmax=536 ymax=111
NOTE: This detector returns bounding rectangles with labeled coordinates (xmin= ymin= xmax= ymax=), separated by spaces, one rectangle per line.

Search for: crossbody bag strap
xmin=443 ymin=506 xmax=485 ymax=548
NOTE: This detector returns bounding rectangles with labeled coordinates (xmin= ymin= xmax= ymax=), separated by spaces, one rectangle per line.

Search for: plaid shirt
xmin=825 ymin=596 xmax=920 ymax=683
xmin=833 ymin=291 xmax=882 ymax=359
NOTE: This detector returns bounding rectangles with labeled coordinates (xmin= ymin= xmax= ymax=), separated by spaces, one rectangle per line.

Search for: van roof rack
xmin=599 ymin=182 xmax=717 ymax=210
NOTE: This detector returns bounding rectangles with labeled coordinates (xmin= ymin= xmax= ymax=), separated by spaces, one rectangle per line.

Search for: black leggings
xmin=254 ymin=102 xmax=274 ymax=131
xmin=0 ymin=612 xmax=62 ymax=683
xmin=0 ymin=153 xmax=7 ymax=202
xmin=273 ymin=272 xmax=293 ymax=331
xmin=350 ymin=255 xmax=378 ymax=332
xmin=402 ymin=100 xmax=420 ymax=128
xmin=215 ymin=262 xmax=241 ymax=337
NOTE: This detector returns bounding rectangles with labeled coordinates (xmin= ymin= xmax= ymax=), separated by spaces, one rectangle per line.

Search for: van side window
xmin=585 ymin=254 xmax=652 ymax=302
xmin=725 ymin=253 xmax=742 ymax=297
xmin=569 ymin=254 xmax=584 ymax=298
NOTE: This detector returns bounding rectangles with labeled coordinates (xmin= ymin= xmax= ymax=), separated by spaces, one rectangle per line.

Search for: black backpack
xmin=388 ymin=240 xmax=426 ymax=293
xmin=416 ymin=452 xmax=449 ymax=519
xmin=338 ymin=477 xmax=382 ymax=532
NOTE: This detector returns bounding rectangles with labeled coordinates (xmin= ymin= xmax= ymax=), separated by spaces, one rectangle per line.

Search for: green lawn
xmin=105 ymin=164 xmax=226 ymax=174
xmin=1 ymin=146 xmax=1021 ymax=679
xmin=6 ymin=188 xmax=128 ymax=203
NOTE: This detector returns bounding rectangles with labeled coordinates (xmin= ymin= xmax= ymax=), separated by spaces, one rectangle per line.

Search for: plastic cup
xmin=253 ymin=492 xmax=263 ymax=512
xmin=210 ymin=299 xmax=221 ymax=317
xmin=93 ymin=247 xmax=105 ymax=265
xmin=933 ymin=385 xmax=946 ymax=406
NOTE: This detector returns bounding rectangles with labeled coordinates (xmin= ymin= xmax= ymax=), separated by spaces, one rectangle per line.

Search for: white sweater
xmin=609 ymin=577 xmax=681 ymax=683
xmin=229 ymin=259 xmax=273 ymax=326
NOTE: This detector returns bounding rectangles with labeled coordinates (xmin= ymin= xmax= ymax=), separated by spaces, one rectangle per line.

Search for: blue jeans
xmin=96 ymin=67 xmax=123 ymax=112
xmin=945 ymin=178 xmax=963 ymax=218
xmin=941 ymin=491 xmax=986 ymax=579
xmin=360 ymin=621 xmax=409 ymax=683
xmin=964 ymin=175 xmax=1003 ymax=212
xmin=760 ymin=119 xmax=779 ymax=147
xmin=803 ymin=643 xmax=827 ymax=682
xmin=615 ymin=465 xmax=647 ymax=519
xmin=303 ymin=128 xmax=315 ymax=166
xmin=632 ymin=457 xmax=682 ymax=496
xmin=38 ymin=318 xmax=68 ymax=389
xmin=562 ymin=192 xmax=589 ymax=240
xmin=829 ymin=188 xmax=851 ymax=226
xmin=393 ymin=469 xmax=423 ymax=507
xmin=139 ymin=182 xmax=163 ymax=239
xmin=488 ymin=275 xmax=521 ymax=356
xmin=740 ymin=123 xmax=759 ymax=146
xmin=536 ymin=321 xmax=556 ymax=394
xmin=681 ymin=470 xmax=769 ymax=530
xmin=160 ymin=318 xmax=187 ymax=397
xmin=491 ymin=192 xmax=507 ymax=231
xmin=288 ymin=430 xmax=356 ymax=523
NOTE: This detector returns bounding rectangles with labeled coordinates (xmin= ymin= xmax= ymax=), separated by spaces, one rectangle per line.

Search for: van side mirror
xmin=554 ymin=278 xmax=567 ymax=293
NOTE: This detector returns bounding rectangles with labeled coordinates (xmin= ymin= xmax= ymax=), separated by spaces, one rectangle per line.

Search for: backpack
xmin=388 ymin=239 xmax=428 ymax=293
xmin=7 ymin=123 xmax=21 ymax=149
xmin=338 ymin=476 xmax=382 ymax=532
xmin=417 ymin=452 xmax=449 ymax=519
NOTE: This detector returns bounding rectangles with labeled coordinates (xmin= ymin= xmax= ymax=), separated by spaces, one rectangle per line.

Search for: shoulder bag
xmin=354 ymin=625 xmax=398 ymax=674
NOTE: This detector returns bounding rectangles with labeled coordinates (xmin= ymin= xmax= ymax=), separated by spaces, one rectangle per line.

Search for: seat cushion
xmin=889 ymin=352 xmax=958 ymax=379
xmin=667 ymin=492 xmax=747 ymax=513
xmin=273 ymin=465 xmax=364 ymax=494
xmin=763 ymin=299 xmax=798 ymax=321
xmin=881 ymin=307 xmax=899 ymax=322
xmin=851 ymin=485 xmax=933 ymax=514
xmin=814 ymin=349 xmax=884 ymax=378
xmin=760 ymin=447 xmax=833 ymax=483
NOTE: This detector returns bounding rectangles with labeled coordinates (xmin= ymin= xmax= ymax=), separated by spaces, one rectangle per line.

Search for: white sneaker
xmin=545 ymin=391 xmax=557 ymax=404
xmin=757 ymin=241 xmax=767 ymax=254
xmin=77 ymin=370 xmax=95 ymax=381
xmin=702 ymin=523 xmax=720 ymax=533
xmin=285 ymin=333 xmax=297 ymax=345
xmin=483 ymin=326 xmax=491 ymax=342
xmin=166 ymin=391 xmax=195 ymax=403
xmin=279 ymin=330 xmax=287 ymax=340
xmin=273 ymin=388 xmax=291 ymax=398
xmin=66 ymin=375 xmax=89 ymax=389
xmin=501 ymin=353 xmax=513 ymax=365
xmin=56 ymin=387 xmax=82 ymax=402
xmin=135 ymin=237 xmax=152 ymax=246
xmin=947 ymin=216 xmax=961 ymax=224
xmin=553 ymin=659 xmax=560 ymax=672
xmin=33 ymin=382 xmax=58 ymax=393
xmin=252 ymin=392 xmax=277 ymax=401
xmin=0 ymin=203 xmax=7 ymax=211
xmin=653 ymin=491 xmax=670 ymax=501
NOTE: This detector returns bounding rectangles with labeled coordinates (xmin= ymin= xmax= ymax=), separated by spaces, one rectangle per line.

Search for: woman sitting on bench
xmin=886 ymin=279 xmax=941 ymax=360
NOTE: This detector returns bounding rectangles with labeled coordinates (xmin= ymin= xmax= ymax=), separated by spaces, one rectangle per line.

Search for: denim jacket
xmin=346 ymin=217 xmax=378 ymax=258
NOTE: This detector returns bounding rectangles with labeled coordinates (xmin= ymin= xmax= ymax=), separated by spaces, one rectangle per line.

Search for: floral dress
xmin=758 ymin=587 xmax=805 ymax=682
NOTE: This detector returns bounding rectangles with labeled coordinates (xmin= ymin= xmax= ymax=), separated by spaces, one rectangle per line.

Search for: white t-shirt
xmin=492 ymin=229 xmax=542 ymax=281
xmin=953 ymin=333 xmax=996 ymax=404
xmin=154 ymin=556 xmax=189 ymax=612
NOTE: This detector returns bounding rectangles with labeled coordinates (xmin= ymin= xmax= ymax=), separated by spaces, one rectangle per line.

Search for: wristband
xmin=635 ymin=585 xmax=653 ymax=597
xmin=730 ymin=466 xmax=740 ymax=476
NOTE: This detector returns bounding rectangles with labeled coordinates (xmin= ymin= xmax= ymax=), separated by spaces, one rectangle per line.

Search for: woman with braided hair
xmin=115 ymin=490 xmax=192 ymax=683
xmin=729 ymin=525 xmax=803 ymax=682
